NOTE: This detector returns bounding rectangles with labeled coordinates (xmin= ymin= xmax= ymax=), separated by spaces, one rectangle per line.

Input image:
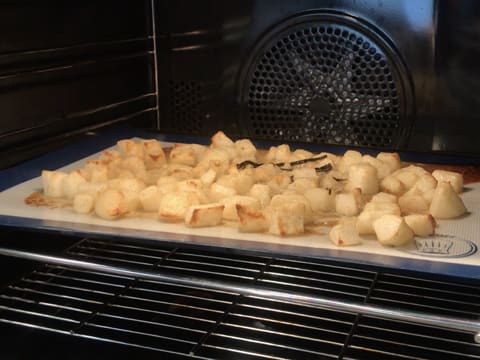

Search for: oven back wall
xmin=0 ymin=0 xmax=156 ymax=168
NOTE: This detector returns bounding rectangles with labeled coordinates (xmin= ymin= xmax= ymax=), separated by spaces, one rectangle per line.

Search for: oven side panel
xmin=0 ymin=0 xmax=157 ymax=168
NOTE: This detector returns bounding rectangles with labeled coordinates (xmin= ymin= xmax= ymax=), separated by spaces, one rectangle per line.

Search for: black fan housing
xmin=240 ymin=12 xmax=412 ymax=149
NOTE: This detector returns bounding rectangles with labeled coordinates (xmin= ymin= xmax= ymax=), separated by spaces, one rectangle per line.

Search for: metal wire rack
xmin=0 ymin=237 xmax=479 ymax=359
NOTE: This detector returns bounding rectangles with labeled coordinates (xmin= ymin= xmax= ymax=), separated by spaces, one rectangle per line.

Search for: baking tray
xmin=0 ymin=127 xmax=479 ymax=279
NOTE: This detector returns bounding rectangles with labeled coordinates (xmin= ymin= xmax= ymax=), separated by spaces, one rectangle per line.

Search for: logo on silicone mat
xmin=404 ymin=234 xmax=477 ymax=258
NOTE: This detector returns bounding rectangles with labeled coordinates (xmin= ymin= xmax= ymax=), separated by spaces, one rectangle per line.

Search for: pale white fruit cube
xmin=432 ymin=169 xmax=464 ymax=194
xmin=142 ymin=139 xmax=166 ymax=169
xmin=373 ymin=214 xmax=414 ymax=246
xmin=337 ymin=150 xmax=362 ymax=174
xmin=42 ymin=170 xmax=67 ymax=198
xmin=158 ymin=191 xmax=200 ymax=221
xmin=62 ymin=170 xmax=87 ymax=199
xmin=370 ymin=192 xmax=397 ymax=204
xmin=94 ymin=189 xmax=128 ymax=220
xmin=335 ymin=190 xmax=362 ymax=217
xmin=380 ymin=175 xmax=405 ymax=196
xmin=169 ymin=144 xmax=197 ymax=166
xmin=429 ymin=182 xmax=467 ymax=219
xmin=221 ymin=195 xmax=261 ymax=221
xmin=329 ymin=221 xmax=362 ymax=246
xmin=73 ymin=193 xmax=95 ymax=214
xmin=376 ymin=152 xmax=401 ymax=172
xmin=404 ymin=214 xmax=436 ymax=237
xmin=287 ymin=178 xmax=318 ymax=194
xmin=235 ymin=138 xmax=257 ymax=160
xmin=270 ymin=194 xmax=313 ymax=224
xmin=356 ymin=201 xmax=401 ymax=235
xmin=248 ymin=183 xmax=271 ymax=208
xmin=304 ymin=187 xmax=335 ymax=213
xmin=209 ymin=183 xmax=237 ymax=202
xmin=268 ymin=202 xmax=305 ymax=236
xmin=398 ymin=191 xmax=430 ymax=215
xmin=347 ymin=163 xmax=379 ymax=195
xmin=108 ymin=177 xmax=145 ymax=193
xmin=211 ymin=130 xmax=235 ymax=148
xmin=362 ymin=155 xmax=391 ymax=179
xmin=185 ymin=203 xmax=224 ymax=227
xmin=139 ymin=186 xmax=162 ymax=212
xmin=237 ymin=204 xmax=269 ymax=232
xmin=117 ymin=139 xmax=144 ymax=158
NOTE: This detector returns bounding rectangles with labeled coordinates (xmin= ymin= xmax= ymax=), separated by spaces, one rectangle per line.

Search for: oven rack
xmin=0 ymin=237 xmax=479 ymax=359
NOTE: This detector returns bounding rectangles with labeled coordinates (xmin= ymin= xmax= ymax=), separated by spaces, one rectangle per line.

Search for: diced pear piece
xmin=237 ymin=204 xmax=269 ymax=232
xmin=270 ymin=194 xmax=313 ymax=224
xmin=235 ymin=138 xmax=257 ymax=161
xmin=376 ymin=152 xmax=401 ymax=173
xmin=362 ymin=155 xmax=391 ymax=179
xmin=289 ymin=148 xmax=313 ymax=162
xmin=287 ymin=178 xmax=317 ymax=194
xmin=337 ymin=150 xmax=362 ymax=173
xmin=320 ymin=174 xmax=343 ymax=191
xmin=398 ymin=191 xmax=430 ymax=215
xmin=304 ymin=188 xmax=335 ymax=212
xmin=429 ymin=182 xmax=467 ymax=219
xmin=274 ymin=144 xmax=291 ymax=163
xmin=373 ymin=214 xmax=414 ymax=246
xmin=211 ymin=130 xmax=235 ymax=148
xmin=268 ymin=202 xmax=305 ymax=236
xmin=42 ymin=170 xmax=68 ymax=197
xmin=394 ymin=170 xmax=419 ymax=190
xmin=108 ymin=177 xmax=145 ymax=193
xmin=347 ymin=163 xmax=379 ymax=195
xmin=200 ymin=168 xmax=217 ymax=186
xmin=356 ymin=201 xmax=401 ymax=235
xmin=185 ymin=203 xmax=224 ymax=227
xmin=253 ymin=163 xmax=278 ymax=183
xmin=121 ymin=190 xmax=141 ymax=212
xmin=221 ymin=195 xmax=261 ymax=221
xmin=370 ymin=192 xmax=398 ymax=204
xmin=413 ymin=173 xmax=437 ymax=193
xmin=232 ymin=171 xmax=255 ymax=195
xmin=62 ymin=170 xmax=87 ymax=199
xmin=432 ymin=170 xmax=464 ymax=194
xmin=139 ymin=186 xmax=163 ymax=212
xmin=335 ymin=189 xmax=362 ymax=216
xmin=142 ymin=139 xmax=166 ymax=169
xmin=404 ymin=214 xmax=436 ymax=237
xmin=329 ymin=219 xmax=362 ymax=246
xmin=248 ymin=183 xmax=271 ymax=208
xmin=209 ymin=183 xmax=237 ymax=202
xmin=94 ymin=189 xmax=128 ymax=220
xmin=158 ymin=191 xmax=200 ymax=221
xmin=77 ymin=181 xmax=108 ymax=196
xmin=73 ymin=193 xmax=95 ymax=214
xmin=169 ymin=144 xmax=197 ymax=166
xmin=292 ymin=167 xmax=318 ymax=180
xmin=380 ymin=175 xmax=405 ymax=196
xmin=117 ymin=139 xmax=144 ymax=158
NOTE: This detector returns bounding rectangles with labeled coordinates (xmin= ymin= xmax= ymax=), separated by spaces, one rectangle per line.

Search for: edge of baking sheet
xmin=0 ymin=126 xmax=479 ymax=279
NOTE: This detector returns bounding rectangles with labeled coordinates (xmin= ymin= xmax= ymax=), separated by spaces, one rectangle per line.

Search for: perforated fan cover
xmin=242 ymin=18 xmax=408 ymax=148
xmin=168 ymin=80 xmax=204 ymax=133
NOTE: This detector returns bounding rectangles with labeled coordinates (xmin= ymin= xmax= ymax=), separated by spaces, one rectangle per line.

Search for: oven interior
xmin=1 ymin=0 xmax=480 ymax=358
xmin=1 ymin=228 xmax=480 ymax=359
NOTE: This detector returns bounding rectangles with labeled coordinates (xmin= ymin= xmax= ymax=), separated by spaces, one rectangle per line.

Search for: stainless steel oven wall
xmin=154 ymin=0 xmax=480 ymax=156
xmin=0 ymin=0 xmax=156 ymax=168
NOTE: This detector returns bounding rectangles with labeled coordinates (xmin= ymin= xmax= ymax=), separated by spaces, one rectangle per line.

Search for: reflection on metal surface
xmin=0 ymin=245 xmax=479 ymax=343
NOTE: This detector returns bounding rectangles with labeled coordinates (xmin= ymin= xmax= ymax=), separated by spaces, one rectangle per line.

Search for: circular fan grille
xmin=243 ymin=18 xmax=408 ymax=148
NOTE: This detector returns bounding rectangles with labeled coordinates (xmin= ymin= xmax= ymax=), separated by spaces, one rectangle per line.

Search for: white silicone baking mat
xmin=0 ymin=140 xmax=479 ymax=274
